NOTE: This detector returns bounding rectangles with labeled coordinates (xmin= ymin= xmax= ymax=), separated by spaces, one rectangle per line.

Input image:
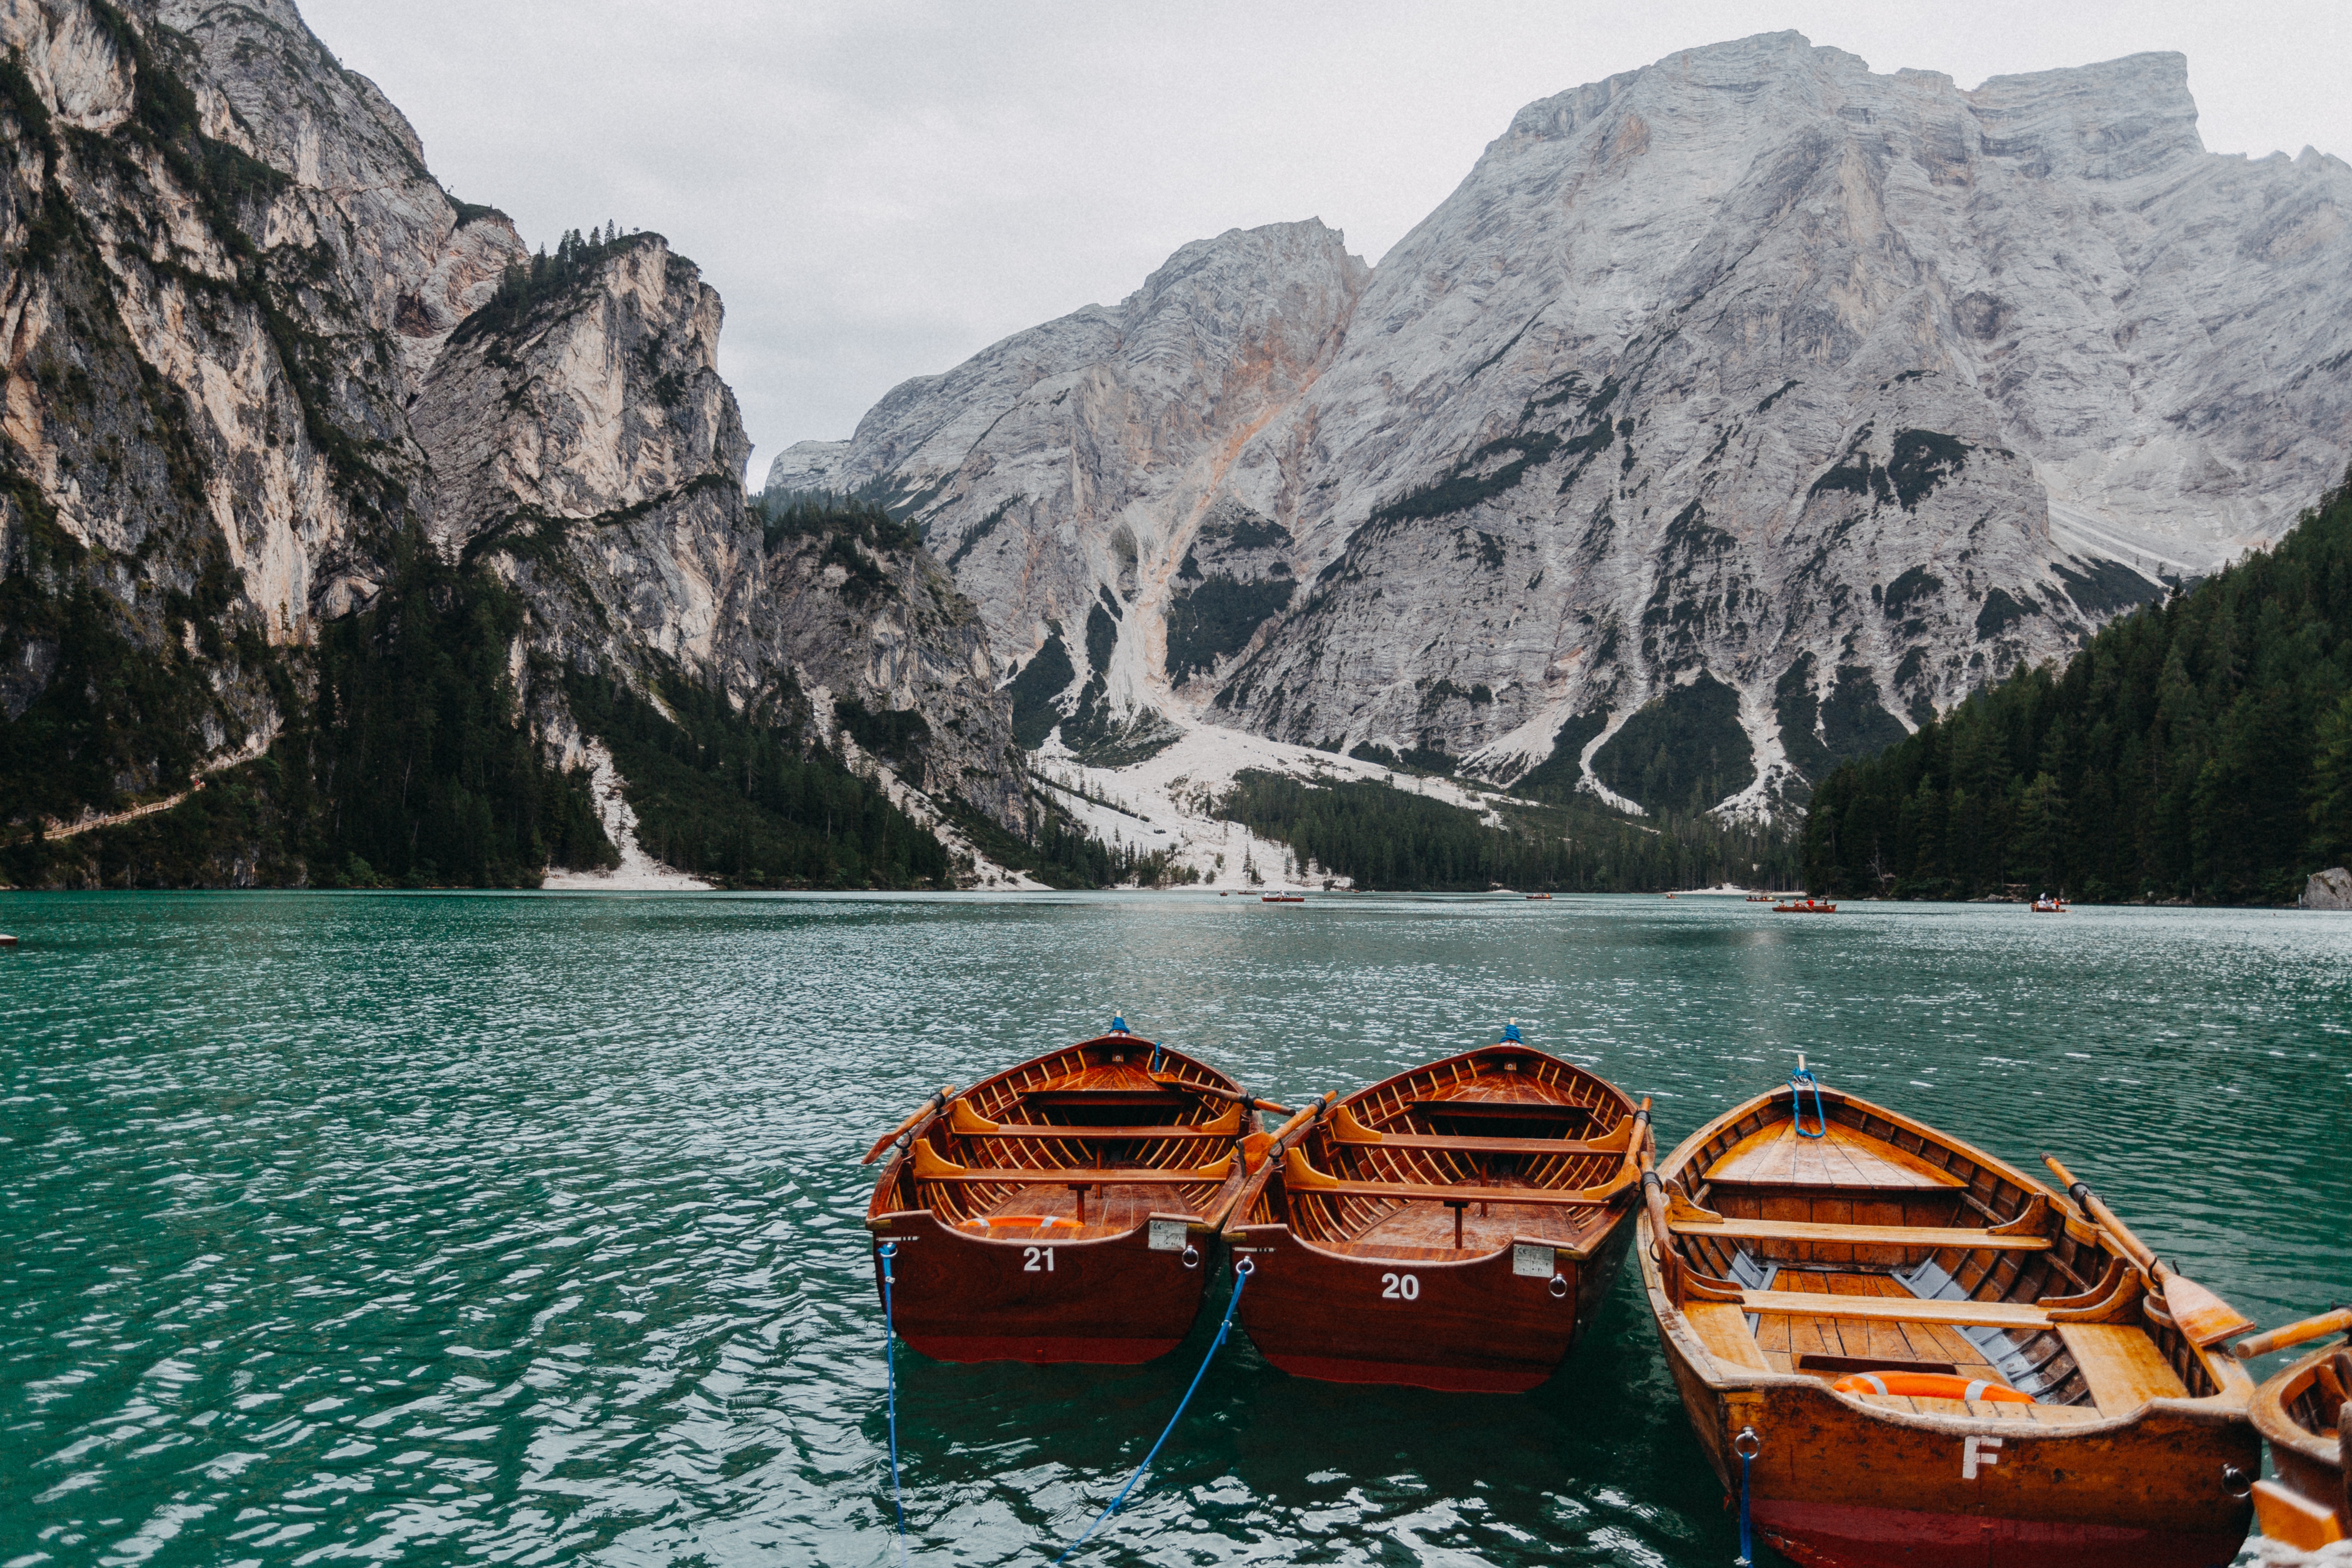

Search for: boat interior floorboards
xmin=1753 ymin=1271 xmax=2002 ymax=1380
xmin=1311 ymin=1196 xmax=1616 ymax=1260
xmin=970 ymin=1183 xmax=1203 ymax=1236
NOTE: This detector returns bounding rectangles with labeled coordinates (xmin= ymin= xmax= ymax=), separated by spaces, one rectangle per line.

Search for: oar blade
xmin=2159 ymin=1271 xmax=2256 ymax=1348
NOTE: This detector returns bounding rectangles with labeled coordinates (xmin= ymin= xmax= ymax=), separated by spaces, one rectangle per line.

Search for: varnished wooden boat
xmin=2239 ymin=1309 xmax=2352 ymax=1549
xmin=1220 ymin=1039 xmax=1647 ymax=1392
xmin=1640 ymin=1079 xmax=2258 ymax=1567
xmin=864 ymin=1030 xmax=1266 ymax=1365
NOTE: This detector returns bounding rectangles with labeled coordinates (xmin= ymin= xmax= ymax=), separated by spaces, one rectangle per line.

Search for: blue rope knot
xmin=1789 ymin=1067 xmax=1828 ymax=1140
xmin=1052 ymin=1258 xmax=1254 ymax=1564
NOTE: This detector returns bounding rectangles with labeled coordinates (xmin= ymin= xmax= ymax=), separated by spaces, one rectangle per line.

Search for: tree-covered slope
xmin=1223 ymin=770 xmax=1797 ymax=893
xmin=1802 ymin=477 xmax=2352 ymax=903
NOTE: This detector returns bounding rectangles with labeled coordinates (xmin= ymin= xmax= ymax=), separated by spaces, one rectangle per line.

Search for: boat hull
xmin=1651 ymin=1306 xmax=2253 ymax=1565
xmin=867 ymin=1209 xmax=1214 ymax=1364
xmin=1229 ymin=1216 xmax=1634 ymax=1392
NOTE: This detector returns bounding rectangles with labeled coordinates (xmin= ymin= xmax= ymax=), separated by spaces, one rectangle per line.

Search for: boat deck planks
xmin=1704 ymin=1118 xmax=1966 ymax=1191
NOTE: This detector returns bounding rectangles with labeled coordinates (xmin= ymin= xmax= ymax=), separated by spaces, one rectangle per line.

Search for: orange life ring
xmin=1832 ymin=1371 xmax=2034 ymax=1404
xmin=959 ymin=1215 xmax=1074 ymax=1231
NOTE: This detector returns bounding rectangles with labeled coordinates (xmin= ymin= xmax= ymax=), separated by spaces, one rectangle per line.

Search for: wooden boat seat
xmin=1326 ymin=1100 xmax=1633 ymax=1156
xmin=1687 ymin=1302 xmax=1776 ymax=1373
xmin=1705 ymin=1119 xmax=1966 ymax=1191
xmin=2058 ymin=1324 xmax=2188 ymax=1414
xmin=950 ymin=1098 xmax=1241 ymax=1140
xmin=1738 ymin=1289 xmax=2053 ymax=1330
xmin=1668 ymin=1216 xmax=2051 ymax=1251
xmin=912 ymin=1141 xmax=1234 ymax=1184
xmin=1284 ymin=1145 xmax=1637 ymax=1206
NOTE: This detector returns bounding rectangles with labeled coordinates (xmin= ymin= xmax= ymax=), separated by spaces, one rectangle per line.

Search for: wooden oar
xmin=2043 ymin=1154 xmax=2254 ymax=1347
xmin=1205 ymin=1091 xmax=1335 ymax=1231
xmin=1148 ymin=1073 xmax=1293 ymax=1118
xmin=862 ymin=1085 xmax=956 ymax=1165
xmin=2230 ymin=1306 xmax=2352 ymax=1361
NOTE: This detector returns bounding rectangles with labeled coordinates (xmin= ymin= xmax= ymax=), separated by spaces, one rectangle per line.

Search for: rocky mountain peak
xmin=793 ymin=34 xmax=2352 ymax=813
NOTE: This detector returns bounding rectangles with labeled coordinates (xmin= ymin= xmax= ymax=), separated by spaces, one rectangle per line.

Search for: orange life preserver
xmin=959 ymin=1215 xmax=1075 ymax=1232
xmin=1832 ymin=1371 xmax=2035 ymax=1403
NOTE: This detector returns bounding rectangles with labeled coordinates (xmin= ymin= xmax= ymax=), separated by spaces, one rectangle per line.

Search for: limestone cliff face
xmin=785 ymin=34 xmax=2352 ymax=812
xmin=0 ymin=0 xmax=1026 ymax=843
xmin=0 ymin=0 xmax=521 ymax=769
xmin=417 ymin=235 xmax=1025 ymax=827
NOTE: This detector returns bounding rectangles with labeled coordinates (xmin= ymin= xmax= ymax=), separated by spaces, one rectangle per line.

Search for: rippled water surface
xmin=3 ymin=891 xmax=2347 ymax=1566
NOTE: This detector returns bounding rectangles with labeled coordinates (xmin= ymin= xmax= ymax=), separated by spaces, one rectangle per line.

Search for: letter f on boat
xmin=1961 ymin=1434 xmax=2003 ymax=1480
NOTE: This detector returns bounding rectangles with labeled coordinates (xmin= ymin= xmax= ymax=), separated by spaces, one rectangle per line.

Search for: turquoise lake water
xmin=2 ymin=891 xmax=2347 ymax=1565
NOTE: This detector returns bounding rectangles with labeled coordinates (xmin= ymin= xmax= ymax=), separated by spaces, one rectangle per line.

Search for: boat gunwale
xmin=1642 ymin=1081 xmax=2255 ymax=1436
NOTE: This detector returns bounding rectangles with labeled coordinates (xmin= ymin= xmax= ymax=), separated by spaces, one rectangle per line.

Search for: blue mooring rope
xmin=1733 ymin=1425 xmax=1759 ymax=1566
xmin=878 ymin=1241 xmax=908 ymax=1566
xmin=1050 ymin=1258 xmax=1255 ymax=1565
xmin=1789 ymin=1066 xmax=1828 ymax=1140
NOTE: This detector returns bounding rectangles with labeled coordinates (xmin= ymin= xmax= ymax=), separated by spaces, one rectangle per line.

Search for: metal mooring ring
xmin=1235 ymin=1255 xmax=1256 ymax=1277
xmin=1549 ymin=1274 xmax=1570 ymax=1299
xmin=2222 ymin=1464 xmax=2253 ymax=1499
xmin=877 ymin=1241 xmax=898 ymax=1261
xmin=1732 ymin=1426 xmax=1762 ymax=1460
xmin=1181 ymin=1244 xmax=1201 ymax=1270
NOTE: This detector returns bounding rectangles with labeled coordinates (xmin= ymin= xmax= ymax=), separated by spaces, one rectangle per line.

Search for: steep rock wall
xmin=0 ymin=0 xmax=1029 ymax=854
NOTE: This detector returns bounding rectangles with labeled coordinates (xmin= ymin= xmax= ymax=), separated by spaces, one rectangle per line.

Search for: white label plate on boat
xmin=1149 ymin=1219 xmax=1189 ymax=1252
xmin=1514 ymin=1244 xmax=1555 ymax=1277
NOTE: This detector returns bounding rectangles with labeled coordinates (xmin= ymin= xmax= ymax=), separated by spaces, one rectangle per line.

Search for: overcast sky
xmin=302 ymin=2 xmax=2350 ymax=484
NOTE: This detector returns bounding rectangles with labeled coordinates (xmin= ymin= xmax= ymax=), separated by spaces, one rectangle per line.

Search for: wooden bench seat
xmin=2058 ymin=1324 xmax=2187 ymax=1414
xmin=951 ymin=1098 xmax=1241 ymax=1140
xmin=913 ymin=1142 xmax=1233 ymax=1184
xmin=1670 ymin=1215 xmax=2051 ymax=1251
xmin=1326 ymin=1101 xmax=1633 ymax=1157
xmin=1284 ymin=1146 xmax=1635 ymax=1207
xmin=1740 ymin=1289 xmax=2052 ymax=1330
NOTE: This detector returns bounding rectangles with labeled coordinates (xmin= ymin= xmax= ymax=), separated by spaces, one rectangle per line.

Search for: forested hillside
xmin=1802 ymin=477 xmax=2352 ymax=903
xmin=1224 ymin=771 xmax=1799 ymax=892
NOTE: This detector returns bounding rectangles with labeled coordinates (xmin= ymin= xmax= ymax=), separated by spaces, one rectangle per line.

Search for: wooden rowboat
xmin=1638 ymin=1079 xmax=2258 ymax=1567
xmin=1220 ymin=1038 xmax=1647 ymax=1392
xmin=864 ymin=1029 xmax=1269 ymax=1365
xmin=2238 ymin=1309 xmax=2352 ymax=1549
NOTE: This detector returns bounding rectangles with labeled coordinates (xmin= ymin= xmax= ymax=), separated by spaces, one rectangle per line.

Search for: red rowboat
xmin=1773 ymin=898 xmax=1838 ymax=913
xmin=1220 ymin=1035 xmax=1647 ymax=1392
xmin=864 ymin=1028 xmax=1264 ymax=1365
xmin=1638 ymin=1077 xmax=2258 ymax=1568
